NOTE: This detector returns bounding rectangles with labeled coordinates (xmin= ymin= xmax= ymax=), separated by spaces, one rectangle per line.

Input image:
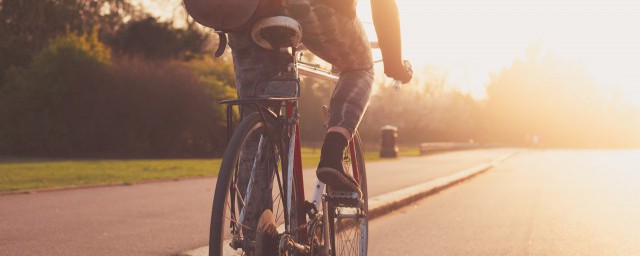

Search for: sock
xmin=317 ymin=132 xmax=348 ymax=173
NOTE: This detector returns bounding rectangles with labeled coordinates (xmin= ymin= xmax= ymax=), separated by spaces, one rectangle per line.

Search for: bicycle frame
xmin=219 ymin=47 xmax=364 ymax=254
xmin=294 ymin=52 xmax=364 ymax=245
xmin=286 ymin=49 xmax=365 ymax=242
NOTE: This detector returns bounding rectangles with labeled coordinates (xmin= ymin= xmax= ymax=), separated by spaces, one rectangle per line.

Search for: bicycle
xmin=209 ymin=16 xmax=406 ymax=256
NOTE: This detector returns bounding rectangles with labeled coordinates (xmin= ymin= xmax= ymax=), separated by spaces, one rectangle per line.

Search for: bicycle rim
xmin=329 ymin=133 xmax=368 ymax=256
xmin=209 ymin=113 xmax=297 ymax=256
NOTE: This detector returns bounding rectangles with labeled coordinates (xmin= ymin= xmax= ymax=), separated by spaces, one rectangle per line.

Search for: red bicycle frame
xmin=287 ymin=102 xmax=361 ymax=241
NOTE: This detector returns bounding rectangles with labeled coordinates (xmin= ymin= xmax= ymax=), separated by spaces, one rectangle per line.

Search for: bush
xmin=0 ymin=0 xmax=133 ymax=86
xmin=0 ymin=33 xmax=111 ymax=155
xmin=0 ymin=33 xmax=232 ymax=158
xmin=109 ymin=17 xmax=209 ymax=60
xmin=481 ymin=50 xmax=640 ymax=147
xmin=90 ymin=57 xmax=227 ymax=157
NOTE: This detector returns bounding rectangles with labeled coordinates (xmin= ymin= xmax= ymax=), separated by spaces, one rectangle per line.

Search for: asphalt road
xmin=0 ymin=149 xmax=511 ymax=256
xmin=369 ymin=149 xmax=640 ymax=255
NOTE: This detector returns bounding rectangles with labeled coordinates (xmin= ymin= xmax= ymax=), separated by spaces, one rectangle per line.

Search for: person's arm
xmin=371 ymin=0 xmax=412 ymax=83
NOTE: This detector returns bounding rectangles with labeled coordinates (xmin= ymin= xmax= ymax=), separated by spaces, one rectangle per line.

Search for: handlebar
xmin=296 ymin=45 xmax=412 ymax=90
xmin=392 ymin=80 xmax=403 ymax=90
xmin=391 ymin=60 xmax=413 ymax=90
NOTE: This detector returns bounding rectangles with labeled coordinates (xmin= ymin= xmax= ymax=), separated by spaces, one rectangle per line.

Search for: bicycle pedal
xmin=328 ymin=191 xmax=359 ymax=199
xmin=326 ymin=191 xmax=361 ymax=207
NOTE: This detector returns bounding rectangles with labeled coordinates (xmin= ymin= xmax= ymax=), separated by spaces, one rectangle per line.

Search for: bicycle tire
xmin=328 ymin=132 xmax=368 ymax=256
xmin=209 ymin=112 xmax=299 ymax=256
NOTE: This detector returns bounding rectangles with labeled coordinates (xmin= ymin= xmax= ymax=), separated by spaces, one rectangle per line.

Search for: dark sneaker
xmin=316 ymin=167 xmax=362 ymax=197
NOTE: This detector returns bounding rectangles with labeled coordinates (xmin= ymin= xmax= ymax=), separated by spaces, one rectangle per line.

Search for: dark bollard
xmin=380 ymin=125 xmax=399 ymax=158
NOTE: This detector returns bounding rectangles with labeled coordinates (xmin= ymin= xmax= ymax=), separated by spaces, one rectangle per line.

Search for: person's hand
xmin=384 ymin=60 xmax=413 ymax=84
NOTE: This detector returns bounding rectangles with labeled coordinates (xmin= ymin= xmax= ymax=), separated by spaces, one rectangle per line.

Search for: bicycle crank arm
xmin=279 ymin=234 xmax=312 ymax=256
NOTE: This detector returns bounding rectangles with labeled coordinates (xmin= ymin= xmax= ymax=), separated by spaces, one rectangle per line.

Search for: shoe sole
xmin=316 ymin=167 xmax=362 ymax=196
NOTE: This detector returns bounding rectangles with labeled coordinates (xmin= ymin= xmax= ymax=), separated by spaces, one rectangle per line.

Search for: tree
xmin=481 ymin=48 xmax=640 ymax=147
xmin=359 ymin=69 xmax=478 ymax=145
xmin=0 ymin=32 xmax=111 ymax=155
xmin=109 ymin=16 xmax=209 ymax=60
xmin=0 ymin=0 xmax=134 ymax=85
xmin=0 ymin=32 xmax=234 ymax=157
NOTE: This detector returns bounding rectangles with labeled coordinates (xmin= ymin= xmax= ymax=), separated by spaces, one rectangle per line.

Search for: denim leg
xmin=286 ymin=1 xmax=374 ymax=134
xmin=228 ymin=32 xmax=287 ymax=237
xmin=228 ymin=0 xmax=375 ymax=234
xmin=327 ymin=69 xmax=374 ymax=134
xmin=228 ymin=30 xmax=291 ymax=117
xmin=235 ymin=129 xmax=275 ymax=239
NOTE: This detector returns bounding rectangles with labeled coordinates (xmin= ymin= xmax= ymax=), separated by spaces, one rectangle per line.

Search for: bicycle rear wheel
xmin=209 ymin=112 xmax=298 ymax=256
xmin=328 ymin=132 xmax=368 ymax=256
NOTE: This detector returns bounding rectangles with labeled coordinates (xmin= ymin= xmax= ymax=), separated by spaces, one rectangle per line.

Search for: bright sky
xmin=359 ymin=0 xmax=640 ymax=101
xmin=142 ymin=0 xmax=640 ymax=103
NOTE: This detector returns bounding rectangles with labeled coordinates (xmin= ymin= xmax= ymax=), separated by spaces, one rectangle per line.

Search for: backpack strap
xmin=214 ymin=31 xmax=227 ymax=58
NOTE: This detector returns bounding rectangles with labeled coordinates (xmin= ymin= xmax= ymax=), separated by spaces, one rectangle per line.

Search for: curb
xmin=367 ymin=151 xmax=514 ymax=219
xmin=178 ymin=151 xmax=518 ymax=256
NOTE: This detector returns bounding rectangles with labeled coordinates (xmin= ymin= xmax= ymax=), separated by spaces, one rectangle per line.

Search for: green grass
xmin=0 ymin=158 xmax=223 ymax=192
xmin=299 ymin=146 xmax=419 ymax=169
xmin=0 ymin=147 xmax=419 ymax=193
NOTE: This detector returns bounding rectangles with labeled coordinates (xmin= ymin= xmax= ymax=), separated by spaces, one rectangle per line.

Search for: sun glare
xmin=358 ymin=0 xmax=640 ymax=103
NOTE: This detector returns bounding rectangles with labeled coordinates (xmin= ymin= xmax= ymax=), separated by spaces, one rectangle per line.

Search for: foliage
xmin=0 ymin=0 xmax=236 ymax=158
xmin=358 ymin=71 xmax=478 ymax=145
xmin=293 ymin=67 xmax=480 ymax=146
xmin=298 ymin=77 xmax=334 ymax=143
xmin=183 ymin=55 xmax=237 ymax=122
xmin=185 ymin=55 xmax=235 ymax=89
xmin=109 ymin=16 xmax=209 ymax=60
xmin=0 ymin=33 xmax=235 ymax=158
xmin=99 ymin=57 xmax=227 ymax=157
xmin=0 ymin=32 xmax=112 ymax=154
xmin=481 ymin=48 xmax=640 ymax=147
xmin=0 ymin=0 xmax=134 ymax=84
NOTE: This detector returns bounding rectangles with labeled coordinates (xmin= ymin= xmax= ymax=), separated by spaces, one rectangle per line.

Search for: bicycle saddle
xmin=251 ymin=16 xmax=302 ymax=50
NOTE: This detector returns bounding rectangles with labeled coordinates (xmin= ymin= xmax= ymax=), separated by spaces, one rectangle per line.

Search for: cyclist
xmin=185 ymin=0 xmax=412 ymax=239
xmin=226 ymin=0 xmax=412 ymax=196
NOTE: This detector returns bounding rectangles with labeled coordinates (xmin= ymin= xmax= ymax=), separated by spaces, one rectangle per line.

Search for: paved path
xmin=303 ymin=148 xmax=514 ymax=198
xmin=0 ymin=149 xmax=512 ymax=256
xmin=369 ymin=149 xmax=640 ymax=255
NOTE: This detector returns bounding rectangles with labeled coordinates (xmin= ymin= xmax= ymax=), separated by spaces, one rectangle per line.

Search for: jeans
xmin=227 ymin=0 xmax=374 ymax=234
xmin=228 ymin=0 xmax=374 ymax=134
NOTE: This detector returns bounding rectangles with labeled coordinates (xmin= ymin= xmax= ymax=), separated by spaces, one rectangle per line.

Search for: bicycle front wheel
xmin=328 ymin=132 xmax=368 ymax=256
xmin=209 ymin=112 xmax=298 ymax=256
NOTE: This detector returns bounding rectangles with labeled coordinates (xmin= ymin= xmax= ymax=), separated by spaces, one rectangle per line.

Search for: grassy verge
xmin=0 ymin=147 xmax=419 ymax=193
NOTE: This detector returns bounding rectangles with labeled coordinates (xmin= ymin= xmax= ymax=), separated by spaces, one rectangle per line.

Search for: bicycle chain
xmin=288 ymin=213 xmax=321 ymax=234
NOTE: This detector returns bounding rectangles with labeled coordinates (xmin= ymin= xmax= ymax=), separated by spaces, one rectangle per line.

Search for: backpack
xmin=183 ymin=0 xmax=282 ymax=56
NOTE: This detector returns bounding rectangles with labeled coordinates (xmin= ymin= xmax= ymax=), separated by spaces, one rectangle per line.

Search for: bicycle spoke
xmin=224 ymin=197 xmax=236 ymax=234
xmin=342 ymin=223 xmax=350 ymax=251
xmin=234 ymin=183 xmax=245 ymax=208
xmin=212 ymin=114 xmax=301 ymax=256
xmin=336 ymin=217 xmax=358 ymax=256
xmin=225 ymin=199 xmax=254 ymax=233
xmin=273 ymin=193 xmax=285 ymax=222
xmin=272 ymin=192 xmax=281 ymax=205
xmin=214 ymin=112 xmax=347 ymax=255
xmin=329 ymin=138 xmax=367 ymax=256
